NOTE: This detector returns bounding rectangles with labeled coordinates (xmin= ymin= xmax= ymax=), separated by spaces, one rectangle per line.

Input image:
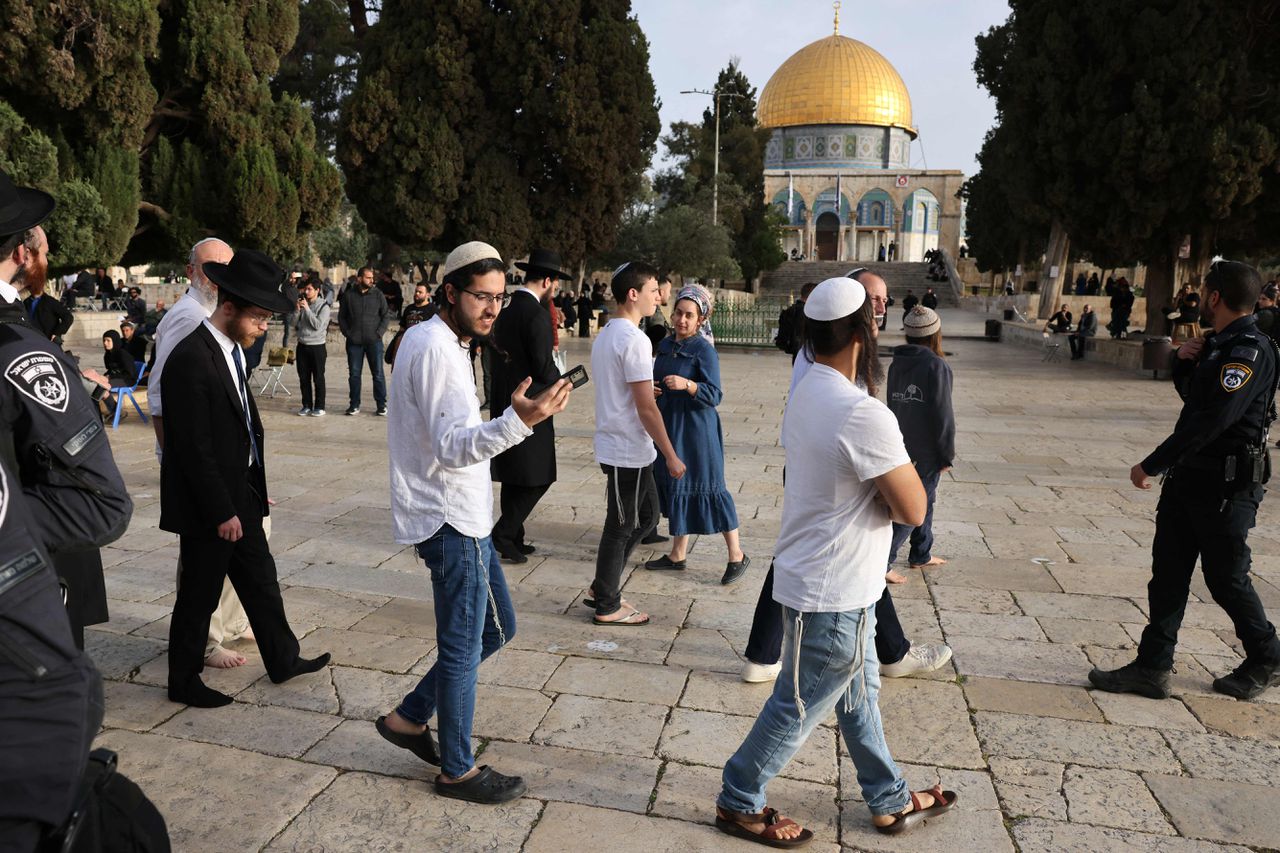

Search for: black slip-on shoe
xmin=721 ymin=554 xmax=752 ymax=586
xmin=644 ymin=555 xmax=686 ymax=571
xmin=640 ymin=532 xmax=669 ymax=545
xmin=435 ymin=765 xmax=526 ymax=804
xmin=376 ymin=715 xmax=440 ymax=765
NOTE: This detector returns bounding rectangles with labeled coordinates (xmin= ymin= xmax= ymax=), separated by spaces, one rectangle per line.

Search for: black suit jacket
xmin=490 ymin=290 xmax=560 ymax=486
xmin=159 ymin=324 xmax=268 ymax=536
xmin=21 ymin=293 xmax=73 ymax=340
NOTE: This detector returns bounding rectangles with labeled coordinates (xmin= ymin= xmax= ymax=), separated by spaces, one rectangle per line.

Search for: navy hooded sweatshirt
xmin=886 ymin=344 xmax=955 ymax=468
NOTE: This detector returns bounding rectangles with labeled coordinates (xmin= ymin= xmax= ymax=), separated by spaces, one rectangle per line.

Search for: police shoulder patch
xmin=4 ymin=350 xmax=69 ymax=413
xmin=1221 ymin=362 xmax=1254 ymax=392
xmin=1231 ymin=345 xmax=1259 ymax=362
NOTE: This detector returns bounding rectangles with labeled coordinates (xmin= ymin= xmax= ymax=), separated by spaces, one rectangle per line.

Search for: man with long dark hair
xmin=378 ymin=241 xmax=571 ymax=804
xmin=716 ymin=277 xmax=957 ymax=845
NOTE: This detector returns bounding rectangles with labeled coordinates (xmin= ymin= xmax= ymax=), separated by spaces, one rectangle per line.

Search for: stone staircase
xmin=759 ymin=261 xmax=955 ymax=306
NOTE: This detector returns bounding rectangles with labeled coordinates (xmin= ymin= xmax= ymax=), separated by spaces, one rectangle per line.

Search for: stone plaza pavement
xmin=88 ymin=329 xmax=1280 ymax=852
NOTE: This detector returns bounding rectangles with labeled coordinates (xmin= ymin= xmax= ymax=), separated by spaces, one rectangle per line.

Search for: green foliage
xmin=653 ymin=61 xmax=784 ymax=282
xmin=311 ymin=198 xmax=371 ymax=267
xmin=0 ymin=1 xmax=339 ymax=268
xmin=272 ymin=0 xmax=359 ymax=154
xmin=971 ymin=0 xmax=1280 ymax=320
xmin=338 ymin=0 xmax=660 ymax=264
xmin=604 ymin=205 xmax=742 ymax=282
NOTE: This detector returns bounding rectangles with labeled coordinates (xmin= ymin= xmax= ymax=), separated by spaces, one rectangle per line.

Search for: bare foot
xmin=239 ymin=626 xmax=255 ymax=642
xmin=383 ymin=709 xmax=426 ymax=736
xmin=205 ymin=646 xmax=247 ymax=668
xmin=886 ymin=569 xmax=909 ymax=584
xmin=717 ymin=807 xmax=807 ymax=841
xmin=910 ymin=557 xmax=947 ymax=569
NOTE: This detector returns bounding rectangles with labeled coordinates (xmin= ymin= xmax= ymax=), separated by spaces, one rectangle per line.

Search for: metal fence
xmin=711 ymin=299 xmax=789 ymax=346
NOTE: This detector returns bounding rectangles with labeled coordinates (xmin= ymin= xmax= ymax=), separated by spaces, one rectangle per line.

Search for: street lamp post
xmin=681 ymin=87 xmax=741 ymax=227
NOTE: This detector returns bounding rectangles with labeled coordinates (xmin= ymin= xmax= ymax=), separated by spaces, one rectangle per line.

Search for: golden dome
xmin=757 ymin=34 xmax=915 ymax=137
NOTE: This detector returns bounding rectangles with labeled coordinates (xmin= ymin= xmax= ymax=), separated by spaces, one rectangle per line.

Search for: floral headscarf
xmin=674 ymin=283 xmax=715 ymax=344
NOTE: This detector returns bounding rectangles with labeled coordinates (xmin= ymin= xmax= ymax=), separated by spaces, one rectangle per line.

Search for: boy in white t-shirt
xmin=588 ymin=262 xmax=686 ymax=625
xmin=715 ymin=278 xmax=959 ymax=846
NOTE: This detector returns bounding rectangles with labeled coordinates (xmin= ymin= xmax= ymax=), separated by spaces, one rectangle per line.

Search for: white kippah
xmin=804 ymin=277 xmax=867 ymax=321
xmin=443 ymin=241 xmax=503 ymax=277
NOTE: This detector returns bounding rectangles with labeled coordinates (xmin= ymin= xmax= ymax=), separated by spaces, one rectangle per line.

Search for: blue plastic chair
xmin=110 ymin=362 xmax=150 ymax=429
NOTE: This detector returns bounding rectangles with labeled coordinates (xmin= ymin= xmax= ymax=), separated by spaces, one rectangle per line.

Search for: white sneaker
xmin=297 ymin=407 xmax=311 ymax=416
xmin=309 ymin=409 xmax=326 ymax=417
xmin=881 ymin=643 xmax=953 ymax=678
xmin=741 ymin=660 xmax=783 ymax=683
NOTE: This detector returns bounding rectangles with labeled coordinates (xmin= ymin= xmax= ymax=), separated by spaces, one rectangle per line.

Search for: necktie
xmin=230 ymin=346 xmax=261 ymax=466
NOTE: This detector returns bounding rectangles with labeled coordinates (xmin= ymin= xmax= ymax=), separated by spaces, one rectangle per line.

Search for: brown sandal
xmin=874 ymin=785 xmax=958 ymax=835
xmin=715 ymin=805 xmax=814 ymax=848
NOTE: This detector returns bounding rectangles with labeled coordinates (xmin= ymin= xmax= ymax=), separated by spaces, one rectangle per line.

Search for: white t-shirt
xmin=591 ymin=318 xmax=657 ymax=468
xmin=773 ymin=363 xmax=911 ymax=613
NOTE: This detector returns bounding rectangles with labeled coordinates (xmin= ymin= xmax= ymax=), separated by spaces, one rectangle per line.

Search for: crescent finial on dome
xmin=833 ymin=1 xmax=841 ymax=35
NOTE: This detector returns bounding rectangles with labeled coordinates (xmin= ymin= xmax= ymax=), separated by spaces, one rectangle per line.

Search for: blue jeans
xmin=396 ymin=526 xmax=516 ymax=778
xmin=346 ymin=340 xmax=387 ymax=408
xmin=888 ymin=465 xmax=941 ymax=567
xmin=720 ymin=605 xmax=909 ymax=817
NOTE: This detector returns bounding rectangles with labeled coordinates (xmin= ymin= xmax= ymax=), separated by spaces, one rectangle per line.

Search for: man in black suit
xmin=488 ymin=248 xmax=567 ymax=563
xmin=20 ymin=259 xmax=73 ymax=342
xmin=160 ymin=248 xmax=329 ymax=708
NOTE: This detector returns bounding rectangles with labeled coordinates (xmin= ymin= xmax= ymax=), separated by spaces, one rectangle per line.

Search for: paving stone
xmin=929 ymin=585 xmax=1022 ymax=615
xmin=506 ymin=610 xmax=678 ymax=665
xmin=1163 ymin=729 xmax=1280 ymax=784
xmin=300 ymin=625 xmax=433 ymax=673
xmin=279 ymin=585 xmax=388 ymax=630
xmin=1037 ymin=616 xmax=1134 ymax=648
xmin=480 ymin=740 xmax=660 ymax=813
xmin=157 ymin=702 xmax=341 ymax=758
xmin=948 ymin=636 xmax=1091 ymax=686
xmin=83 ymin=629 xmax=166 ymax=679
xmin=1011 ymin=818 xmax=1252 ymax=852
xmin=96 ymin=729 xmax=336 ymax=852
xmin=988 ymin=758 xmax=1066 ymax=821
xmin=346 ymin=595 xmax=437 ymax=638
xmin=1089 ymin=691 xmax=1204 ymax=732
xmin=300 ymin=718 xmax=437 ymax=780
xmin=1047 ymin=563 xmax=1153 ymax=599
xmin=1182 ymin=693 xmax=1280 ymax=745
xmin=1118 ymin=622 xmax=1237 ymax=657
xmin=972 ymin=711 xmax=1179 ymax=772
xmin=940 ymin=610 xmax=1046 ymax=641
xmin=237 ymin=666 xmax=339 ymax=715
xmin=840 ymin=762 xmax=999 ymax=811
xmin=1145 ymin=774 xmax=1280 ymax=849
xmin=840 ymin=806 xmax=1014 ymax=852
xmin=685 ymin=597 xmax=756 ymax=635
xmin=477 ymin=648 xmax=564 ymax=690
xmin=1014 ymin=591 xmax=1147 ymax=623
xmin=544 ymin=655 xmax=689 ymax=704
xmin=96 ymin=598 xmax=171 ymax=635
xmin=331 ymin=665 xmax=420 ymax=721
xmin=533 ymin=693 xmax=667 ymax=757
xmin=1062 ymin=766 xmax=1174 ymax=834
xmin=659 ymin=707 xmax=838 ymax=785
xmin=678 ymin=669 xmax=777 ymax=717
xmin=100 ymin=679 xmax=183 ymax=732
xmin=652 ymin=761 xmax=839 ymax=838
xmin=877 ymin=678 xmax=985 ymax=769
xmin=666 ymin=626 xmax=744 ymax=673
xmin=267 ymin=771 xmax=542 ymax=852
xmin=924 ymin=559 xmax=1062 ymax=592
xmin=473 ymin=684 xmax=553 ymax=741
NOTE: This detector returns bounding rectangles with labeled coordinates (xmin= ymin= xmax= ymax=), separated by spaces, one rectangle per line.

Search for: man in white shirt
xmin=588 ymin=261 xmax=685 ymax=626
xmin=716 ymin=278 xmax=958 ymax=845
xmin=151 ymin=238 xmax=255 ymax=669
xmin=377 ymin=241 xmax=570 ymax=805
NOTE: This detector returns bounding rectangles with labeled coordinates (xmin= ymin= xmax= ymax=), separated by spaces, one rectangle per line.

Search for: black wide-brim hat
xmin=202 ymin=248 xmax=293 ymax=314
xmin=0 ymin=169 xmax=55 ymax=236
xmin=515 ymin=248 xmax=571 ymax=280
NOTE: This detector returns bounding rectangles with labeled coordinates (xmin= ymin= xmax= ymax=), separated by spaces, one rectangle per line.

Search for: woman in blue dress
xmin=645 ymin=285 xmax=750 ymax=585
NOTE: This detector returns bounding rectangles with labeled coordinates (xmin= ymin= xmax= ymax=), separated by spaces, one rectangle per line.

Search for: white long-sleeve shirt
xmin=148 ymin=286 xmax=214 ymax=418
xmin=388 ymin=315 xmax=532 ymax=542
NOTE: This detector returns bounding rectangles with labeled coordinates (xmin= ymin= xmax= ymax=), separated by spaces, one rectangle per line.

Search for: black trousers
xmin=1137 ymin=473 xmax=1280 ymax=670
xmin=592 ymin=464 xmax=658 ymax=616
xmin=744 ymin=563 xmax=911 ymax=666
xmin=295 ymin=342 xmax=327 ymax=410
xmin=492 ymin=483 xmax=551 ymax=551
xmin=168 ymin=519 xmax=300 ymax=690
xmin=1068 ymin=334 xmax=1089 ymax=358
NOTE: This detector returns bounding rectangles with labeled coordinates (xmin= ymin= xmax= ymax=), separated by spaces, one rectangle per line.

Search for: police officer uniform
xmin=1092 ymin=311 xmax=1280 ymax=700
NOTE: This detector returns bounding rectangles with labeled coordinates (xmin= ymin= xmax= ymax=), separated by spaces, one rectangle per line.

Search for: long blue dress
xmin=652 ymin=333 xmax=739 ymax=536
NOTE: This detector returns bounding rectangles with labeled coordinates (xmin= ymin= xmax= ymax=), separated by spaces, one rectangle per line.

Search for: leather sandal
xmin=715 ymin=805 xmax=814 ymax=848
xmin=376 ymin=715 xmax=440 ymax=766
xmin=874 ymin=785 xmax=958 ymax=835
xmin=434 ymin=765 xmax=526 ymax=804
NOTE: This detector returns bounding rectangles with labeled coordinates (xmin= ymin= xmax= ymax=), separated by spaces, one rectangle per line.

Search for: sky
xmin=631 ymin=0 xmax=1012 ymax=174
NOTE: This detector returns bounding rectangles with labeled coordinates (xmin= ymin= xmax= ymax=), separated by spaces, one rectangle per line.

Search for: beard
xmin=13 ymin=254 xmax=46 ymax=294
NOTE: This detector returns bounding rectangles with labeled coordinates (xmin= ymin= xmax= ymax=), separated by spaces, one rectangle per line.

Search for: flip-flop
xmin=874 ymin=786 xmax=958 ymax=835
xmin=715 ymin=805 xmax=814 ymax=848
xmin=592 ymin=607 xmax=650 ymax=627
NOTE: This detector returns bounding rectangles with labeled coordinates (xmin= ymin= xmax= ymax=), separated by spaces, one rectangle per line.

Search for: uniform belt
xmin=1175 ymin=453 xmax=1233 ymax=472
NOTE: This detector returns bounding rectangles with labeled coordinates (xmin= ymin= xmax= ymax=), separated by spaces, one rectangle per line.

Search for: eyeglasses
xmin=462 ymin=289 xmax=510 ymax=307
xmin=242 ymin=311 xmax=273 ymax=327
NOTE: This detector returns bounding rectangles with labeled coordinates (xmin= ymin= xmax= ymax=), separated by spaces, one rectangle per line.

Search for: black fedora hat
xmin=0 ymin=169 xmax=55 ymax=236
xmin=515 ymin=248 xmax=571 ymax=280
xmin=202 ymin=249 xmax=293 ymax=314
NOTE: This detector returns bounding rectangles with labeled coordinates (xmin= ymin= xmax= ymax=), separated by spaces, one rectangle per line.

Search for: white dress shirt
xmin=0 ymin=278 xmax=18 ymax=304
xmin=388 ymin=315 xmax=533 ymax=543
xmin=202 ymin=319 xmax=255 ymax=465
xmin=149 ymin=286 xmax=215 ymax=418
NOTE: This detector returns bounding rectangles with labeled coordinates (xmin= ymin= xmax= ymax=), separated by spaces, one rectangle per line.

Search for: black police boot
xmin=1087 ymin=660 xmax=1172 ymax=699
xmin=1213 ymin=659 xmax=1280 ymax=700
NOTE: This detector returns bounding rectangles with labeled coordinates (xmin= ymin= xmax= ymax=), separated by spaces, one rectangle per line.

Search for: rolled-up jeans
xmin=720 ymin=605 xmax=910 ymax=817
xmin=396 ymin=525 xmax=516 ymax=778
